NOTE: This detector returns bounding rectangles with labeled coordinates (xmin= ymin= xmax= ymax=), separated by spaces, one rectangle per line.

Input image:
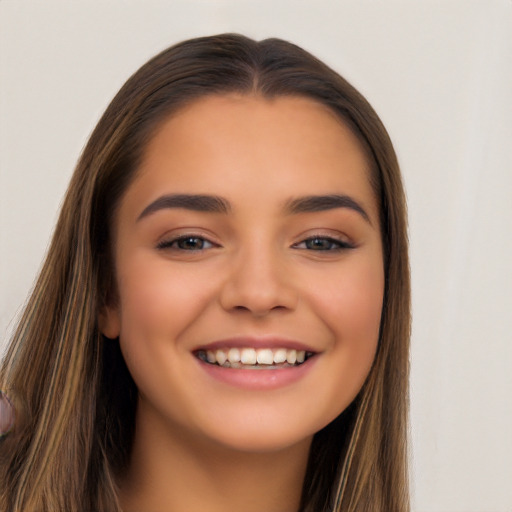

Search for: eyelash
xmin=292 ymin=236 xmax=354 ymax=252
xmin=157 ymin=234 xmax=354 ymax=252
xmin=156 ymin=235 xmax=216 ymax=252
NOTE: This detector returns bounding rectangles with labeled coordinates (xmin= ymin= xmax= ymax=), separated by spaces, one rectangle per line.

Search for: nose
xmin=219 ymin=245 xmax=298 ymax=317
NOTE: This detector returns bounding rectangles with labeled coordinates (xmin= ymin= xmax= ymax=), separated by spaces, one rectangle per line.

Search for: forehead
xmin=125 ymin=94 xmax=378 ymax=221
xmin=143 ymin=93 xmax=368 ymax=167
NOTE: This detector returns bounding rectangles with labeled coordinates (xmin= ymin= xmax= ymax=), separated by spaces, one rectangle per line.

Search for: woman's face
xmin=101 ymin=94 xmax=384 ymax=452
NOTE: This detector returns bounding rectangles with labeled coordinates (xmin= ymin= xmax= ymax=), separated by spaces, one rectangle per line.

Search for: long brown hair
xmin=0 ymin=34 xmax=410 ymax=512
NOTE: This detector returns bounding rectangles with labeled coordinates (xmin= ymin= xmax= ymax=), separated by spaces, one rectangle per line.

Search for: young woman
xmin=0 ymin=34 xmax=410 ymax=512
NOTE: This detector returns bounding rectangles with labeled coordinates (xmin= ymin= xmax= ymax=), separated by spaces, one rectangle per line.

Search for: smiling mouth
xmin=195 ymin=347 xmax=315 ymax=370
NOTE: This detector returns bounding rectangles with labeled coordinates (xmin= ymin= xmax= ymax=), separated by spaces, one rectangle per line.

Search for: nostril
xmin=233 ymin=303 xmax=286 ymax=310
xmin=232 ymin=303 xmax=290 ymax=317
xmin=218 ymin=260 xmax=299 ymax=315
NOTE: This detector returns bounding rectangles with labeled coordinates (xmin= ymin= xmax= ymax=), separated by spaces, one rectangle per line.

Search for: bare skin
xmin=102 ymin=94 xmax=383 ymax=512
xmin=119 ymin=411 xmax=310 ymax=512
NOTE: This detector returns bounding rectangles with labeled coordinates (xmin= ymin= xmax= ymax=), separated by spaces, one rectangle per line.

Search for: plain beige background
xmin=1 ymin=1 xmax=511 ymax=510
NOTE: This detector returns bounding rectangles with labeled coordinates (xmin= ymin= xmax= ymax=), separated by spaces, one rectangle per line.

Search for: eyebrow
xmin=284 ymin=194 xmax=371 ymax=224
xmin=137 ymin=193 xmax=371 ymax=224
xmin=137 ymin=194 xmax=231 ymax=220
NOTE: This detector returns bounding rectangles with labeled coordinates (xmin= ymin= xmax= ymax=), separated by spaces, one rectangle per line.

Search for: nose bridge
xmin=219 ymin=234 xmax=297 ymax=315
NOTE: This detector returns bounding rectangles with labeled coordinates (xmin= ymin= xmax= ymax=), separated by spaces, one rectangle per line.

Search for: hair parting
xmin=0 ymin=33 xmax=410 ymax=512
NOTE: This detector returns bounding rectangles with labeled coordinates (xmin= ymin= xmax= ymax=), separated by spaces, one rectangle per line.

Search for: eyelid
xmin=156 ymin=231 xmax=220 ymax=251
xmin=291 ymin=232 xmax=355 ymax=251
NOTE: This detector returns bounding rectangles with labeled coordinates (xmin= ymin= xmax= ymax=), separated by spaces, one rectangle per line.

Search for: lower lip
xmin=196 ymin=357 xmax=317 ymax=390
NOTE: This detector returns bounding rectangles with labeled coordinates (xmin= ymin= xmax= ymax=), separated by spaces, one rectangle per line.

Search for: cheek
xmin=315 ymin=254 xmax=384 ymax=338
xmin=309 ymin=256 xmax=384 ymax=408
xmin=338 ymin=268 xmax=383 ymax=342
xmin=115 ymin=252 xmax=217 ymax=343
xmin=113 ymin=253 xmax=221 ymax=423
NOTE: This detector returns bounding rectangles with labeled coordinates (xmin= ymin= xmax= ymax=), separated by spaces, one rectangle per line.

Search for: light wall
xmin=1 ymin=1 xmax=511 ymax=510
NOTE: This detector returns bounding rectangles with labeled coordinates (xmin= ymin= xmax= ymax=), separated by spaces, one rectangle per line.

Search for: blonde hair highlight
xmin=0 ymin=34 xmax=410 ymax=512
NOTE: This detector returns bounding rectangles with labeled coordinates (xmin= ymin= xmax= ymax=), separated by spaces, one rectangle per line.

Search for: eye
xmin=293 ymin=236 xmax=354 ymax=251
xmin=157 ymin=235 xmax=216 ymax=251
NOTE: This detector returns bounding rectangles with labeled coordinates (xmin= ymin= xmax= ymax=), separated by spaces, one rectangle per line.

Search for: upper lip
xmin=192 ymin=336 xmax=318 ymax=353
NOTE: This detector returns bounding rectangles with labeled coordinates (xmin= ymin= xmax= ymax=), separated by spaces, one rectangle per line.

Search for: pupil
xmin=180 ymin=237 xmax=202 ymax=249
xmin=308 ymin=238 xmax=330 ymax=250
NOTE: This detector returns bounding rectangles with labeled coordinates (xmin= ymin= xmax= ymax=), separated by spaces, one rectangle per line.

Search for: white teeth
xmin=273 ymin=348 xmax=287 ymax=364
xmin=206 ymin=350 xmax=216 ymax=363
xmin=228 ymin=348 xmax=241 ymax=363
xmin=240 ymin=348 xmax=257 ymax=365
xmin=216 ymin=349 xmax=228 ymax=366
xmin=200 ymin=347 xmax=311 ymax=367
xmin=286 ymin=349 xmax=297 ymax=364
xmin=256 ymin=348 xmax=274 ymax=365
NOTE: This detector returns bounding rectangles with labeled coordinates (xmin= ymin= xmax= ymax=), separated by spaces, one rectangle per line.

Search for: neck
xmin=118 ymin=400 xmax=312 ymax=512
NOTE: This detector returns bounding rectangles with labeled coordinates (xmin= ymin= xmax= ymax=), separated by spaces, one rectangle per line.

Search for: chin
xmin=205 ymin=426 xmax=315 ymax=454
